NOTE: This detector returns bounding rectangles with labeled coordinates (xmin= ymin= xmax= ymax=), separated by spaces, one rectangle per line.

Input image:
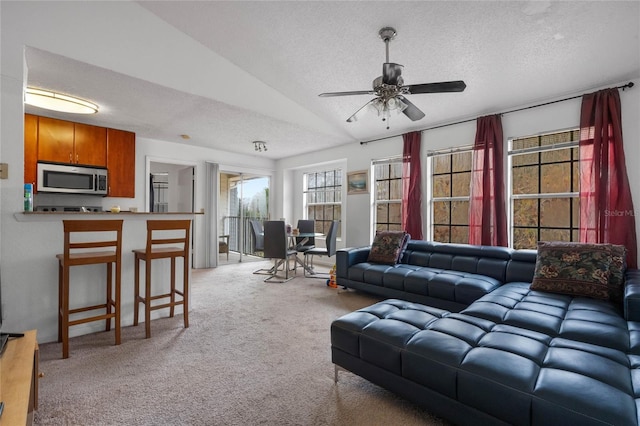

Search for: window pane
xmin=512 ymin=165 xmax=539 ymax=194
xmin=388 ymin=224 xmax=403 ymax=231
xmin=388 ymin=202 xmax=401 ymax=224
xmin=326 ymin=171 xmax=334 ymax=186
xmin=451 ymin=226 xmax=469 ymax=243
xmin=452 ymin=172 xmax=470 ymax=197
xmin=451 ymin=200 xmax=469 ymax=225
xmin=433 ymin=175 xmax=451 ymax=198
xmin=541 ymin=148 xmax=570 ymax=163
xmin=376 ymin=181 xmax=389 ymax=201
xmin=433 ymin=155 xmax=450 ymax=174
xmin=433 ymin=201 xmax=450 ymax=224
xmin=433 ymin=226 xmax=450 ymax=242
xmin=540 ymin=198 xmax=570 ymax=228
xmin=513 ymin=228 xmax=537 ymax=249
xmin=452 ymin=152 xmax=471 ymax=172
xmin=313 ymin=205 xmax=323 ymax=220
xmin=540 ymin=228 xmax=571 ymax=242
xmin=541 ymin=163 xmax=571 ymax=193
xmin=512 ymin=136 xmax=539 ymax=150
xmin=308 ymin=173 xmax=316 ymax=189
xmin=376 ymin=203 xmax=388 ymax=223
xmin=390 ymin=179 xmax=402 ymax=200
xmin=390 ymin=162 xmax=403 ymax=179
xmin=513 ymin=199 xmax=538 ymax=226
xmin=512 ymin=152 xmax=538 ymax=167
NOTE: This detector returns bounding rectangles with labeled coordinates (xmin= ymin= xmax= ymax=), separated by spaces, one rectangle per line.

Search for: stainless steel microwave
xmin=36 ymin=162 xmax=108 ymax=196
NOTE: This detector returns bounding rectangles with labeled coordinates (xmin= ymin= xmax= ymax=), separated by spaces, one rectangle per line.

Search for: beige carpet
xmin=34 ymin=261 xmax=449 ymax=425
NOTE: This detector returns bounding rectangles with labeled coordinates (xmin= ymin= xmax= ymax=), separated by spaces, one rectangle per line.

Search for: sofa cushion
xmin=367 ymin=231 xmax=410 ymax=265
xmin=530 ymin=241 xmax=612 ymax=300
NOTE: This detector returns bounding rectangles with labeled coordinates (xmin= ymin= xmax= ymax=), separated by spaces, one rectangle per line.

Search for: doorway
xmin=218 ymin=172 xmax=270 ymax=264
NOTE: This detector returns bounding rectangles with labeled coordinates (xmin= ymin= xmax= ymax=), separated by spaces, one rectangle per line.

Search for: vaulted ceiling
xmin=24 ymin=1 xmax=640 ymax=160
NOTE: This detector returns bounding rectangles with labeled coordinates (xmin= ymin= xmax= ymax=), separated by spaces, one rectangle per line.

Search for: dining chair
xmin=295 ymin=219 xmax=315 ymax=253
xmin=263 ymin=220 xmax=298 ymax=283
xmin=303 ymin=220 xmax=339 ymax=278
xmin=250 ymin=219 xmax=272 ymax=275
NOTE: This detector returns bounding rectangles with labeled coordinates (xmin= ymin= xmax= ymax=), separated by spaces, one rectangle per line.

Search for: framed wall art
xmin=347 ymin=170 xmax=369 ymax=195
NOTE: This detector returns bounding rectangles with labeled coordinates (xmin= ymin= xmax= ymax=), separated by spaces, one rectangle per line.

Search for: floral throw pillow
xmin=530 ymin=241 xmax=612 ymax=300
xmin=367 ymin=231 xmax=410 ymax=265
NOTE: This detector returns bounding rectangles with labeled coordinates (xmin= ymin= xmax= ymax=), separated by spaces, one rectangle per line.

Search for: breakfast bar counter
xmin=9 ymin=211 xmax=203 ymax=345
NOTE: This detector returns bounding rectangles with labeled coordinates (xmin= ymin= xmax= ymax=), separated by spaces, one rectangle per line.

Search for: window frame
xmin=372 ymin=157 xmax=404 ymax=234
xmin=302 ymin=167 xmax=343 ymax=237
xmin=427 ymin=146 xmax=473 ymax=243
xmin=507 ymin=129 xmax=580 ymax=249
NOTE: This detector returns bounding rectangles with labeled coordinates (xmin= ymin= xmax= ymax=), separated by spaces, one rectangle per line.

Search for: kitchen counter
xmin=15 ymin=211 xmax=203 ymax=222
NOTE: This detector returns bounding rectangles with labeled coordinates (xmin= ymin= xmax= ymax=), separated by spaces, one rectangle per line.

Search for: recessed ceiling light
xmin=25 ymin=87 xmax=98 ymax=114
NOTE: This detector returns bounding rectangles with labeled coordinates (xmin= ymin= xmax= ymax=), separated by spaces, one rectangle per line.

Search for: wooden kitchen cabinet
xmin=24 ymin=114 xmax=38 ymax=186
xmin=107 ymin=128 xmax=135 ymax=198
xmin=37 ymin=116 xmax=106 ymax=166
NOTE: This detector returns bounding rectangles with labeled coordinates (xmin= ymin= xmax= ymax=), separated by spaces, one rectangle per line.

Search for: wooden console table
xmin=1 ymin=330 xmax=38 ymax=425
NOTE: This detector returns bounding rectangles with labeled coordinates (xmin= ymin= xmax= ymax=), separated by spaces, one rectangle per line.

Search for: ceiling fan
xmin=319 ymin=27 xmax=466 ymax=129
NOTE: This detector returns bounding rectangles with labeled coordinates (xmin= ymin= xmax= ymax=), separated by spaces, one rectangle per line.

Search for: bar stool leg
xmin=62 ymin=265 xmax=70 ymax=359
xmin=115 ymin=260 xmax=121 ymax=346
xmin=170 ymin=257 xmax=176 ymax=318
xmin=105 ymin=262 xmax=112 ymax=332
xmin=133 ymin=255 xmax=140 ymax=326
xmin=145 ymin=258 xmax=152 ymax=339
xmin=183 ymin=254 xmax=189 ymax=328
xmin=58 ymin=261 xmax=63 ymax=343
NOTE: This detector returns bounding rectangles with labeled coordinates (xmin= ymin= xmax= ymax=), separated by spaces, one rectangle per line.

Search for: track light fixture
xmin=253 ymin=141 xmax=267 ymax=152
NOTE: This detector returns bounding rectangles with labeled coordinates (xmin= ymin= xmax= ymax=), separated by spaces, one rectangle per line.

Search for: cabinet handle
xmin=69 ymin=153 xmax=72 ymax=162
xmin=76 ymin=154 xmax=79 ymax=163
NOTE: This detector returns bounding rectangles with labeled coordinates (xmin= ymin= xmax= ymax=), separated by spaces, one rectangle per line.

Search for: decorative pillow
xmin=530 ymin=241 xmax=612 ymax=300
xmin=607 ymin=244 xmax=627 ymax=304
xmin=367 ymin=231 xmax=410 ymax=265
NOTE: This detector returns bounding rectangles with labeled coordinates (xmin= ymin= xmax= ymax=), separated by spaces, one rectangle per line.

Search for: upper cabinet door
xmin=107 ymin=128 xmax=135 ymax=198
xmin=74 ymin=122 xmax=106 ymax=166
xmin=24 ymin=114 xmax=38 ymax=186
xmin=37 ymin=116 xmax=74 ymax=164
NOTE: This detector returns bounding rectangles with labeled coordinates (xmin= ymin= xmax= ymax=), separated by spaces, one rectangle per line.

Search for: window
xmin=509 ymin=129 xmax=580 ymax=249
xmin=304 ymin=169 xmax=342 ymax=237
xmin=373 ymin=159 xmax=403 ymax=232
xmin=429 ymin=149 xmax=472 ymax=243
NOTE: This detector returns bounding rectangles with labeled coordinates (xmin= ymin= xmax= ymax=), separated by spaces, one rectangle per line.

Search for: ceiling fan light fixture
xmin=25 ymin=87 xmax=98 ymax=114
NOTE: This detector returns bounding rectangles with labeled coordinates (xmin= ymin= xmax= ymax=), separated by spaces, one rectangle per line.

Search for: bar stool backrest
xmin=62 ymin=220 xmax=124 ymax=265
xmin=143 ymin=220 xmax=191 ymax=260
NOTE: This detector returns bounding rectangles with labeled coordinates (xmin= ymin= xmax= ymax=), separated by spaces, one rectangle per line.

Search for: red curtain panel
xmin=579 ymin=88 xmax=637 ymax=268
xmin=402 ymin=131 xmax=423 ymax=240
xmin=469 ymin=115 xmax=508 ymax=246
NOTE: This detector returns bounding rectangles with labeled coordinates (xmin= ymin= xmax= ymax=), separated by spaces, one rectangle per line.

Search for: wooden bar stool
xmin=132 ymin=219 xmax=191 ymax=338
xmin=57 ymin=219 xmax=123 ymax=359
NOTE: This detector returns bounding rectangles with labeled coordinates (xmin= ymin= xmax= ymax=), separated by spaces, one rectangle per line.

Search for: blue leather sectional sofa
xmin=332 ymin=240 xmax=640 ymax=425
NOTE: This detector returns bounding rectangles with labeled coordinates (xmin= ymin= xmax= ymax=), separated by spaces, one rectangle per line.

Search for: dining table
xmin=289 ymin=232 xmax=324 ymax=275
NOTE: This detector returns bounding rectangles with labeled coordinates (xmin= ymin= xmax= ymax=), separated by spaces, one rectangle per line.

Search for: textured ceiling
xmin=24 ymin=1 xmax=640 ymax=160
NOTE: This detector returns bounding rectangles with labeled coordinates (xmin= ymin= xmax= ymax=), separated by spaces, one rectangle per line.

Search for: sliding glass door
xmin=219 ymin=172 xmax=269 ymax=262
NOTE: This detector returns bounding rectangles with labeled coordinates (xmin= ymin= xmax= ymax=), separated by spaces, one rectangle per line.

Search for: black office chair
xmin=295 ymin=219 xmax=315 ymax=253
xmin=303 ymin=220 xmax=339 ymax=278
xmin=263 ymin=221 xmax=298 ymax=283
xmin=250 ymin=220 xmax=271 ymax=275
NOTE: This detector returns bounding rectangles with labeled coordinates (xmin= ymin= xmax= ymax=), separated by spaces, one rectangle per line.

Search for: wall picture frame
xmin=347 ymin=170 xmax=369 ymax=195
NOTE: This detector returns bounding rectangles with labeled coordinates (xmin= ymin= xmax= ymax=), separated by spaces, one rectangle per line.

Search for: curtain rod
xmin=359 ymin=81 xmax=635 ymax=146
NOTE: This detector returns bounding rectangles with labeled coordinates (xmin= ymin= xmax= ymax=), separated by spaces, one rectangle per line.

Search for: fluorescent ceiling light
xmin=25 ymin=87 xmax=98 ymax=114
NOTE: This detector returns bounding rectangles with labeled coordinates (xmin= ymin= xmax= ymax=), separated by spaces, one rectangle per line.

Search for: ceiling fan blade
xmin=319 ymin=90 xmax=376 ymax=97
xmin=397 ymin=96 xmax=425 ymax=121
xmin=405 ymin=80 xmax=467 ymax=94
xmin=346 ymin=99 xmax=376 ymax=123
xmin=382 ymin=63 xmax=403 ymax=85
